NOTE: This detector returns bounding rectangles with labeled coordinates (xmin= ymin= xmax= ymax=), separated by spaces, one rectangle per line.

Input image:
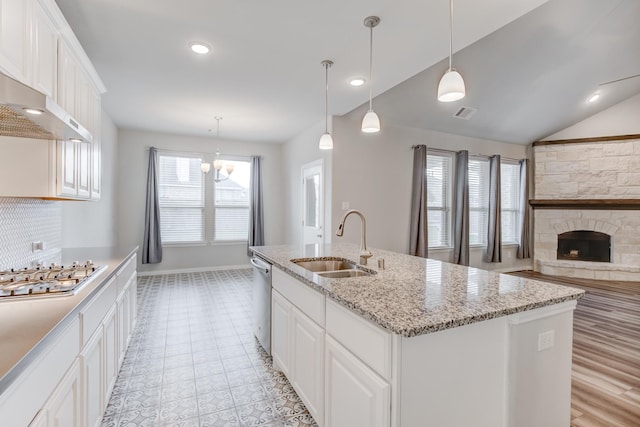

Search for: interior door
xmin=302 ymin=161 xmax=324 ymax=247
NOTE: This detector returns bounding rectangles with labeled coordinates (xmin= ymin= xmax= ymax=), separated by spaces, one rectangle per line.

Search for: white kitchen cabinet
xmin=325 ymin=335 xmax=390 ymax=427
xmin=57 ymin=139 xmax=77 ymax=196
xmin=103 ymin=305 xmax=118 ymax=405
xmin=80 ymin=326 xmax=105 ymax=427
xmin=57 ymin=41 xmax=77 ymax=117
xmin=90 ymin=91 xmax=101 ymax=200
xmin=271 ymin=289 xmax=291 ymax=377
xmin=0 ymin=0 xmax=30 ymax=83
xmin=45 ymin=359 xmax=82 ymax=427
xmin=291 ymin=305 xmax=324 ymax=425
xmin=77 ymin=138 xmax=90 ymax=198
xmin=31 ymin=0 xmax=57 ymax=98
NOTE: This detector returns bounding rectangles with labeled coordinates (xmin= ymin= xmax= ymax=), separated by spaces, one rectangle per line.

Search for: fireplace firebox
xmin=557 ymin=230 xmax=611 ymax=262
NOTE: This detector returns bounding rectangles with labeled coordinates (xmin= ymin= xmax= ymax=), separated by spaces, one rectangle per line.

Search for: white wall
xmin=544 ymin=93 xmax=640 ymax=139
xmin=117 ymin=129 xmax=284 ymax=273
xmin=281 ymin=120 xmax=333 ymax=247
xmin=62 ymin=110 xmax=118 ymax=247
xmin=329 ymin=116 xmax=533 ymax=271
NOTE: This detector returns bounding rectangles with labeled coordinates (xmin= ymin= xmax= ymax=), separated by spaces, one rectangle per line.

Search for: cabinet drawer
xmin=326 ymin=299 xmax=392 ymax=381
xmin=273 ymin=268 xmax=324 ymax=326
xmin=116 ymin=255 xmax=136 ymax=294
xmin=80 ymin=276 xmax=116 ymax=347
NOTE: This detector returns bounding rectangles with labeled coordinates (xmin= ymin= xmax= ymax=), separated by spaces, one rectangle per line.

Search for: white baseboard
xmin=138 ymin=264 xmax=252 ymax=277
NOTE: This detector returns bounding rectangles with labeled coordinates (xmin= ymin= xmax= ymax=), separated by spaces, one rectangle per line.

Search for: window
xmin=426 ymin=151 xmax=453 ymax=248
xmin=214 ymin=159 xmax=251 ymax=241
xmin=501 ymin=162 xmax=520 ymax=244
xmin=468 ymin=158 xmax=490 ymax=246
xmin=158 ymin=153 xmax=205 ymax=243
xmin=157 ymin=151 xmax=251 ymax=245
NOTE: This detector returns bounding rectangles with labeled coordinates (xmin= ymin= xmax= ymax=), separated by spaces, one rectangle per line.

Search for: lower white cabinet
xmin=103 ymin=305 xmax=118 ymax=405
xmin=325 ymin=336 xmax=390 ymax=427
xmin=291 ymin=306 xmax=324 ymax=425
xmin=81 ymin=326 xmax=105 ymax=427
xmin=271 ymin=289 xmax=291 ymax=377
xmin=46 ymin=360 xmax=82 ymax=427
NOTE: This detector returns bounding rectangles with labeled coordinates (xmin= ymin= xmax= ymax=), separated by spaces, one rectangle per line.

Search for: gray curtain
xmin=517 ymin=159 xmax=531 ymax=259
xmin=142 ymin=147 xmax=162 ymax=264
xmin=409 ymin=145 xmax=428 ymax=258
xmin=485 ymin=155 xmax=502 ymax=262
xmin=247 ymin=156 xmax=265 ymax=256
xmin=453 ymin=150 xmax=469 ymax=265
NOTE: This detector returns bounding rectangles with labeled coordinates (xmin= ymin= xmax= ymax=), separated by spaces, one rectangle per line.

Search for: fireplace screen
xmin=557 ymin=230 xmax=611 ymax=262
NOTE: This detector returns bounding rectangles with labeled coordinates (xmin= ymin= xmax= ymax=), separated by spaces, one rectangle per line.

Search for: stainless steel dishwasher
xmin=251 ymin=256 xmax=272 ymax=355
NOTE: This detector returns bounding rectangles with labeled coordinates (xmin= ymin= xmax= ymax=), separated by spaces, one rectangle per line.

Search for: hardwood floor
xmin=509 ymin=271 xmax=640 ymax=427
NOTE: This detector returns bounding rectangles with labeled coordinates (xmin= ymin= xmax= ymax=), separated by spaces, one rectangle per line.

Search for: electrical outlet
xmin=31 ymin=241 xmax=44 ymax=252
xmin=538 ymin=330 xmax=555 ymax=351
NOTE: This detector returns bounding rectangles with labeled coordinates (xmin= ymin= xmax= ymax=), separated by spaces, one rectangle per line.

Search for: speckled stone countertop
xmin=251 ymin=244 xmax=585 ymax=338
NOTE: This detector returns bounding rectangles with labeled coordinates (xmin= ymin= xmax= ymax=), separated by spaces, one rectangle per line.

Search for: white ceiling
xmin=54 ymin=0 xmax=552 ymax=143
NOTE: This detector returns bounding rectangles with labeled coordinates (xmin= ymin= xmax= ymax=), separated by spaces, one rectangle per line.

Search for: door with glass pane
xmin=302 ymin=161 xmax=324 ymax=247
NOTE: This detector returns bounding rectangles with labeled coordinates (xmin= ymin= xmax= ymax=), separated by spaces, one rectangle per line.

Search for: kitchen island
xmin=251 ymin=243 xmax=585 ymax=427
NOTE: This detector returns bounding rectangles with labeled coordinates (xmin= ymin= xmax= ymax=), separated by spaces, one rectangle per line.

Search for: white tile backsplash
xmin=0 ymin=197 xmax=62 ymax=269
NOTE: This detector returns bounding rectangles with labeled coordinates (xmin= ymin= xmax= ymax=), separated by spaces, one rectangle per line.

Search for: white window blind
xmin=214 ymin=159 xmax=251 ymax=241
xmin=426 ymin=151 xmax=453 ymax=248
xmin=468 ymin=158 xmax=489 ymax=245
xmin=157 ymin=153 xmax=205 ymax=243
xmin=501 ymin=162 xmax=520 ymax=244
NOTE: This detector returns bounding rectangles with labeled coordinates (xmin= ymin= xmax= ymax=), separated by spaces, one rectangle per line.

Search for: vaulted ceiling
xmin=56 ymin=0 xmax=639 ymax=144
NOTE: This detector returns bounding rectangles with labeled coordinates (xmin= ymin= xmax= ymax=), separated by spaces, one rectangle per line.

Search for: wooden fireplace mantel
xmin=529 ymin=199 xmax=640 ymax=210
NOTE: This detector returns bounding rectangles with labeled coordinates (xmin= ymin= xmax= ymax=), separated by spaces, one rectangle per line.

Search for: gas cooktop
xmin=0 ymin=261 xmax=105 ymax=301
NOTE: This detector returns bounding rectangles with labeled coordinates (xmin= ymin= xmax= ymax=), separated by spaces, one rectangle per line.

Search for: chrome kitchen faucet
xmin=335 ymin=209 xmax=373 ymax=265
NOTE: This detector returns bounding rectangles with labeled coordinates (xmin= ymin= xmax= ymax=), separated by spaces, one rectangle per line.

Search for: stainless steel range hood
xmin=0 ymin=72 xmax=92 ymax=143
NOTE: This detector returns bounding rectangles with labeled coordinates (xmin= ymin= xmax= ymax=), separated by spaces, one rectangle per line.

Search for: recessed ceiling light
xmin=189 ymin=42 xmax=211 ymax=55
xmin=23 ymin=108 xmax=43 ymax=115
xmin=350 ymin=78 xmax=366 ymax=87
xmin=69 ymin=138 xmax=83 ymax=143
xmin=587 ymin=93 xmax=600 ymax=103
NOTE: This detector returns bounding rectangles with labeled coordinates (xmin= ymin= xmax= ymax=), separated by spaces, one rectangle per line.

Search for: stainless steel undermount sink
xmin=290 ymin=257 xmax=376 ymax=278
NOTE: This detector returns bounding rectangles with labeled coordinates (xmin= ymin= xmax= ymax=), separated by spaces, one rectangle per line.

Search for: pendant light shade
xmin=319 ymin=132 xmax=333 ymax=150
xmin=362 ymin=16 xmax=381 ymax=133
xmin=362 ymin=110 xmax=381 ymax=133
xmin=319 ymin=60 xmax=334 ymax=150
xmin=437 ymin=69 xmax=465 ymax=102
xmin=438 ymin=0 xmax=465 ymax=102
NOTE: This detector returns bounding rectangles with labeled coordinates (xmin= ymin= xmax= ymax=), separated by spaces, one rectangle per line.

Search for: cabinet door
xmin=291 ymin=306 xmax=324 ymax=425
xmin=77 ymin=141 xmax=90 ymax=198
xmin=57 ymin=42 xmax=77 ymax=116
xmin=90 ymin=92 xmax=101 ymax=200
xmin=103 ymin=305 xmax=118 ymax=403
xmin=32 ymin=0 xmax=57 ymax=97
xmin=128 ymin=276 xmax=137 ymax=333
xmin=325 ymin=336 xmax=390 ymax=427
xmin=0 ymin=0 xmax=30 ymax=83
xmin=57 ymin=139 xmax=77 ymax=196
xmin=271 ymin=290 xmax=291 ymax=377
xmin=117 ymin=291 xmax=129 ymax=365
xmin=81 ymin=328 xmax=105 ymax=427
xmin=47 ymin=359 xmax=82 ymax=427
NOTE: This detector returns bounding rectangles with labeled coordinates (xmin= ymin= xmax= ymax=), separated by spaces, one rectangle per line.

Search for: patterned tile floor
xmin=101 ymin=269 xmax=318 ymax=427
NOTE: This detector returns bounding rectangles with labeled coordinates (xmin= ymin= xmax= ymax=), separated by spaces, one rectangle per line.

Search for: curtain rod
xmin=411 ymin=145 xmax=524 ymax=162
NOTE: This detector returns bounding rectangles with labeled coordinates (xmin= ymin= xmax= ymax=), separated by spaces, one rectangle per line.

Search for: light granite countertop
xmin=251 ymin=243 xmax=585 ymax=338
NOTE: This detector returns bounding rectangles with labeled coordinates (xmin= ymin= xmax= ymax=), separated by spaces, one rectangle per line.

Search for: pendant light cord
xmin=325 ymin=63 xmax=329 ymax=133
xmin=448 ymin=0 xmax=453 ymax=71
xmin=368 ymin=23 xmax=374 ymax=111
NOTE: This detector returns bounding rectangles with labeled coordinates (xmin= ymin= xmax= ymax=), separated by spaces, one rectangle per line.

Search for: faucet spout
xmin=335 ymin=209 xmax=373 ymax=265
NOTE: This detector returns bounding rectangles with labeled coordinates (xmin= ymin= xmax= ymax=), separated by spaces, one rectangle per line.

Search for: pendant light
xmin=201 ymin=116 xmax=234 ymax=182
xmin=319 ymin=60 xmax=334 ymax=150
xmin=437 ymin=0 xmax=465 ymax=102
xmin=362 ymin=16 xmax=381 ymax=133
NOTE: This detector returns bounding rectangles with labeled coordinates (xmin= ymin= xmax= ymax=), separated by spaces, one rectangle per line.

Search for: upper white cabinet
xmin=31 ymin=0 xmax=57 ymax=97
xmin=0 ymin=0 xmax=30 ymax=83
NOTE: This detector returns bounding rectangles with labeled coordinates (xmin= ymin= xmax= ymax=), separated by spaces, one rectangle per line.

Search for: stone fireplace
xmin=532 ymin=137 xmax=640 ymax=281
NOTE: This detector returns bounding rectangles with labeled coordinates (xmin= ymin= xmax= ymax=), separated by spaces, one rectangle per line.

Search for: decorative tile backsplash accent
xmin=0 ymin=198 xmax=62 ymax=268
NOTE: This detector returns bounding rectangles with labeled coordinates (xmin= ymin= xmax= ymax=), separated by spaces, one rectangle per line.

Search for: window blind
xmin=157 ymin=154 xmax=205 ymax=243
xmin=501 ymin=162 xmax=520 ymax=244
xmin=468 ymin=158 xmax=489 ymax=245
xmin=214 ymin=160 xmax=250 ymax=241
xmin=426 ymin=152 xmax=452 ymax=247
